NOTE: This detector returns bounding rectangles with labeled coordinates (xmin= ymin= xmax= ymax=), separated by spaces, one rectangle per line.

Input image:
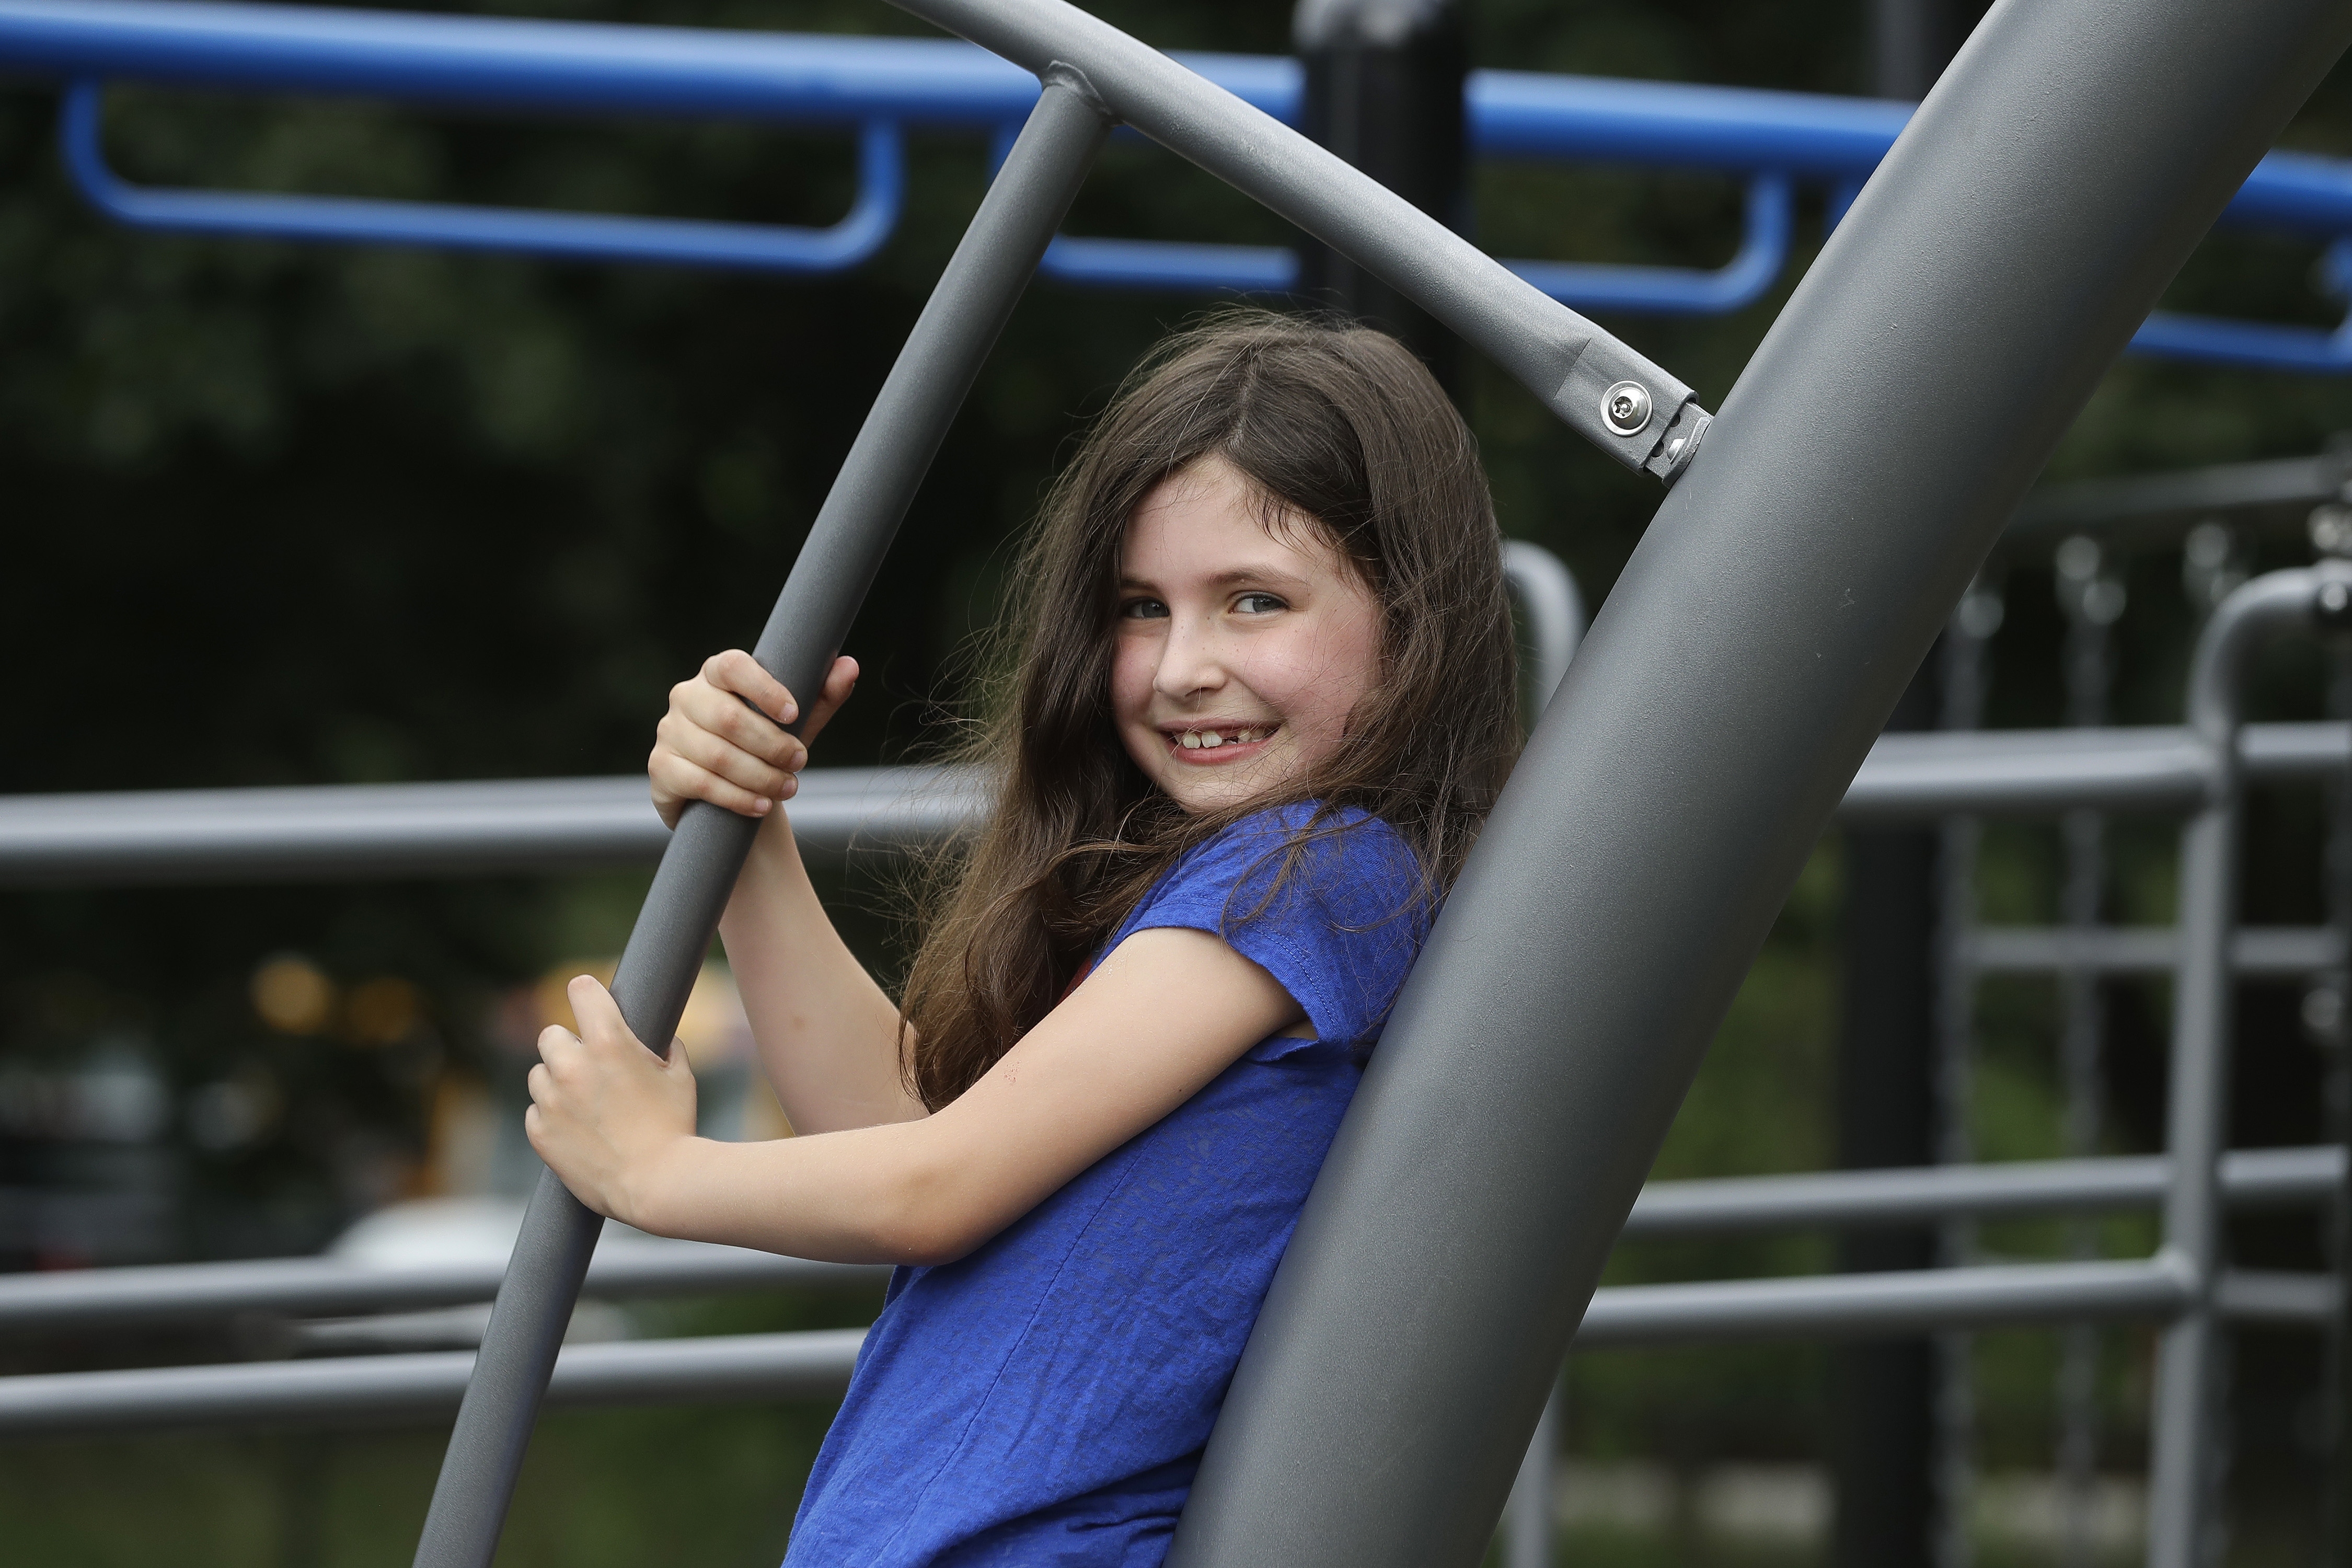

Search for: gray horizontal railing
xmin=2 ymin=1145 xmax=2333 ymax=1337
xmin=0 ymin=1327 xmax=869 ymax=1439
xmin=1622 ymin=1144 xmax=2339 ymax=1237
xmin=0 ymin=1236 xmax=890 ymax=1336
xmin=1 ymin=721 xmax=2342 ymax=886
xmin=1964 ymin=924 xmax=2344 ymax=976
xmin=1573 ymin=1257 xmax=2194 ymax=1348
xmin=0 ymin=1252 xmax=2277 ymax=1440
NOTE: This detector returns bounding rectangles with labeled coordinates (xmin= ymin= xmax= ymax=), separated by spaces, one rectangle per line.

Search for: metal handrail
xmin=59 ymin=78 xmax=905 ymax=273
xmin=2 ymin=1251 xmax=2329 ymax=1442
xmin=1 ymin=720 xmax=2337 ymax=886
xmin=1 ymin=1145 xmax=2333 ymax=1339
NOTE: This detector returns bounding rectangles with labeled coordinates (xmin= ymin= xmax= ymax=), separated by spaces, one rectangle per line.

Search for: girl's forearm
xmin=720 ymin=810 xmax=928 ymax=1134
xmin=629 ymin=1122 xmax=973 ymax=1265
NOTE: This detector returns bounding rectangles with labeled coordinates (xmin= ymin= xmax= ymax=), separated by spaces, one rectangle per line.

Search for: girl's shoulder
xmin=1118 ymin=801 xmax=1428 ymax=1054
xmin=1129 ymin=800 xmax=1425 ymax=942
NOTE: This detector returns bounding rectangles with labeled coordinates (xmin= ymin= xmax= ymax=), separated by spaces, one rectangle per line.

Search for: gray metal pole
xmin=1500 ymin=1380 xmax=1559 ymax=1568
xmin=406 ymin=73 xmax=1110 ymax=1568
xmin=1164 ymin=4 xmax=2352 ymax=1564
xmin=1504 ymin=539 xmax=1584 ymax=711
xmin=885 ymin=0 xmax=1709 ymax=484
xmin=2146 ymin=564 xmax=2352 ymax=1568
xmin=2055 ymin=536 xmax=2122 ymax=1568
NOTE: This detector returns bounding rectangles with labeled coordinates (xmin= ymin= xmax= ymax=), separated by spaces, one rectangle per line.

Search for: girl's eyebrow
xmin=1205 ymin=566 xmax=1311 ymax=591
xmin=1117 ymin=566 xmax=1313 ymax=593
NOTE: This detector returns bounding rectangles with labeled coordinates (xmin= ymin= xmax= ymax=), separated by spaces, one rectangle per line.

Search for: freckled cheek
xmin=1107 ymin=640 xmax=1151 ymax=720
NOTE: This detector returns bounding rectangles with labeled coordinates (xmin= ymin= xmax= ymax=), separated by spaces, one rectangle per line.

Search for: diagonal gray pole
xmin=1165 ymin=3 xmax=2352 ymax=1565
xmin=888 ymin=0 xmax=1710 ymax=486
xmin=407 ymin=71 xmax=1110 ymax=1568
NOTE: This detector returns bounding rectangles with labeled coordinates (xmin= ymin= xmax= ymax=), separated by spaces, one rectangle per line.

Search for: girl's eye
xmin=1233 ymin=592 xmax=1287 ymax=615
xmin=1119 ymin=597 xmax=1169 ymax=620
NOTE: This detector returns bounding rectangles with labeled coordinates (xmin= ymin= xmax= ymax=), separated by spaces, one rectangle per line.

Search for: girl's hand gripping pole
xmin=409 ymin=72 xmax=1113 ymax=1568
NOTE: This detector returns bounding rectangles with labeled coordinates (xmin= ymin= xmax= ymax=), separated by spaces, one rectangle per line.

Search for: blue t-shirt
xmin=785 ymin=802 xmax=1426 ymax=1567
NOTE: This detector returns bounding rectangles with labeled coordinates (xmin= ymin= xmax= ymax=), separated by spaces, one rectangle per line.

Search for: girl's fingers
xmin=798 ymin=656 xmax=860 ymax=747
xmin=653 ymin=725 xmax=795 ymax=814
xmin=658 ymin=706 xmax=800 ymax=790
xmin=651 ymin=756 xmax=774 ymax=823
xmin=535 ymin=1025 xmax=579 ymax=1068
xmin=568 ymin=974 xmax=659 ymax=1060
xmin=673 ymin=680 xmax=806 ymax=770
xmin=702 ymin=650 xmax=797 ymax=724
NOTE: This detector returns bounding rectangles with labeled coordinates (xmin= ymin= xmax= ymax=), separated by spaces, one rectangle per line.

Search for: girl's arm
xmin=650 ymin=650 xmax=926 ymax=1133
xmin=526 ymin=924 xmax=1307 ymax=1264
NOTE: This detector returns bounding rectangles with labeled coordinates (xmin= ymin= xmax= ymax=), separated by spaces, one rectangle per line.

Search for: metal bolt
xmin=2309 ymin=502 xmax=2352 ymax=558
xmin=1601 ymin=380 xmax=1653 ymax=437
xmin=2315 ymin=575 xmax=2352 ymax=629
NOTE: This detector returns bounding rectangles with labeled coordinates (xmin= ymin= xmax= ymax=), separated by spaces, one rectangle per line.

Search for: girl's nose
xmin=1153 ymin=617 xmax=1227 ymax=700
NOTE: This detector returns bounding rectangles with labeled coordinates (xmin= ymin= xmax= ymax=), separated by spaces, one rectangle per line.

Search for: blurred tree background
xmin=2 ymin=0 xmax=2350 ymax=1563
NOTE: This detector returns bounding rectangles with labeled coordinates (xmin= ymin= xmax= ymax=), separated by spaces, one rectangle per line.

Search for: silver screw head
xmin=1601 ymin=380 xmax=1653 ymax=437
xmin=2316 ymin=576 xmax=2352 ymax=629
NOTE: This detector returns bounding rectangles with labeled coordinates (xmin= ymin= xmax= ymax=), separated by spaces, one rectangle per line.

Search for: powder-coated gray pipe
xmin=884 ymin=0 xmax=1707 ymax=482
xmin=0 ymin=1242 xmax=887 ymax=1337
xmin=0 ymin=1328 xmax=867 ymax=1440
xmin=1965 ymin=924 xmax=2342 ymax=977
xmin=2147 ymin=565 xmax=2352 ymax=1565
xmin=12 ymin=1253 xmax=2299 ymax=1444
xmin=4 ymin=721 xmax=2341 ymax=888
xmin=1166 ymin=5 xmax=2352 ymax=1564
xmin=408 ymin=78 xmax=1110 ymax=1568
xmin=0 ymin=1259 xmax=2222 ymax=1442
xmin=0 ymin=1146 xmax=2336 ymax=1338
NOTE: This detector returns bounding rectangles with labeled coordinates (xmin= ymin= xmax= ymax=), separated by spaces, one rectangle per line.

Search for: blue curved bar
xmin=0 ymin=1 xmax=1293 ymax=125
xmin=58 ymin=78 xmax=903 ymax=272
xmin=1038 ymin=235 xmax=1299 ymax=293
xmin=8 ymin=1 xmax=2352 ymax=364
xmin=2129 ymin=238 xmax=2352 ymax=371
xmin=1505 ymin=172 xmax=1793 ymax=314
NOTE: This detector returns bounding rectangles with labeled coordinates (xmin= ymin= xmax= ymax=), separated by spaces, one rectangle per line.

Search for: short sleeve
xmin=1109 ymin=803 xmax=1428 ymax=1054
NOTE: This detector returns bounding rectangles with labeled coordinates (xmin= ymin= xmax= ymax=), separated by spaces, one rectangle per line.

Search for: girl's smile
xmin=1113 ymin=455 xmax=1383 ymax=814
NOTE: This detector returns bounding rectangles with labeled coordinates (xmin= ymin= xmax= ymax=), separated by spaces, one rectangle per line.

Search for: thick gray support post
xmin=407 ymin=75 xmax=1109 ymax=1568
xmin=887 ymin=0 xmax=1708 ymax=483
xmin=1165 ymin=4 xmax=2352 ymax=1565
xmin=2146 ymin=564 xmax=2352 ymax=1568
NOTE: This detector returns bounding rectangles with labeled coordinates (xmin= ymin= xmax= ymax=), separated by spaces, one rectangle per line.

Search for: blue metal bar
xmin=1507 ymin=172 xmax=1792 ymax=314
xmin=58 ymin=79 xmax=903 ymax=273
xmin=0 ymin=2 xmax=2341 ymax=224
xmin=7 ymin=1 xmax=2352 ymax=361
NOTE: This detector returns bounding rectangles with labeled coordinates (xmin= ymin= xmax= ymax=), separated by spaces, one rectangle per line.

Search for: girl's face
xmin=1111 ymin=455 xmax=1385 ymax=815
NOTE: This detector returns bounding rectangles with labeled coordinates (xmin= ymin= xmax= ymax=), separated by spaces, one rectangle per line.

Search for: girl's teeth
xmin=1174 ymin=727 xmax=1271 ymax=750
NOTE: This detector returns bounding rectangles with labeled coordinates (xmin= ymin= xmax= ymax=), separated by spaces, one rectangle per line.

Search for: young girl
xmin=524 ymin=310 xmax=1520 ymax=1565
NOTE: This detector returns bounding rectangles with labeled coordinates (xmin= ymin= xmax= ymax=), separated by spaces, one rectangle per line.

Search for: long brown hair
xmin=897 ymin=309 xmax=1519 ymax=1109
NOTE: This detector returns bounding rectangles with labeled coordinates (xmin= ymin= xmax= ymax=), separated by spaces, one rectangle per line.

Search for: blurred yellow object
xmin=251 ymin=953 xmax=336 ymax=1035
xmin=532 ymin=959 xmax=748 ymax=1067
xmin=345 ymin=976 xmax=423 ymax=1046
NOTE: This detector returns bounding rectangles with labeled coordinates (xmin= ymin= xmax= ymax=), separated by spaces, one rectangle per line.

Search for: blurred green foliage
xmin=3 ymin=0 xmax=2352 ymax=1563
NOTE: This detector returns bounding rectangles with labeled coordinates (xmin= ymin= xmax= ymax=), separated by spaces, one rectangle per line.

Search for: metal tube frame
xmin=2 ymin=719 xmax=2343 ymax=887
xmin=408 ymin=71 xmax=1113 ymax=1568
xmin=0 ymin=3 xmax=2347 ymax=1562
xmin=0 ymin=1145 xmax=2338 ymax=1340
xmin=2145 ymin=563 xmax=2352 ymax=1565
